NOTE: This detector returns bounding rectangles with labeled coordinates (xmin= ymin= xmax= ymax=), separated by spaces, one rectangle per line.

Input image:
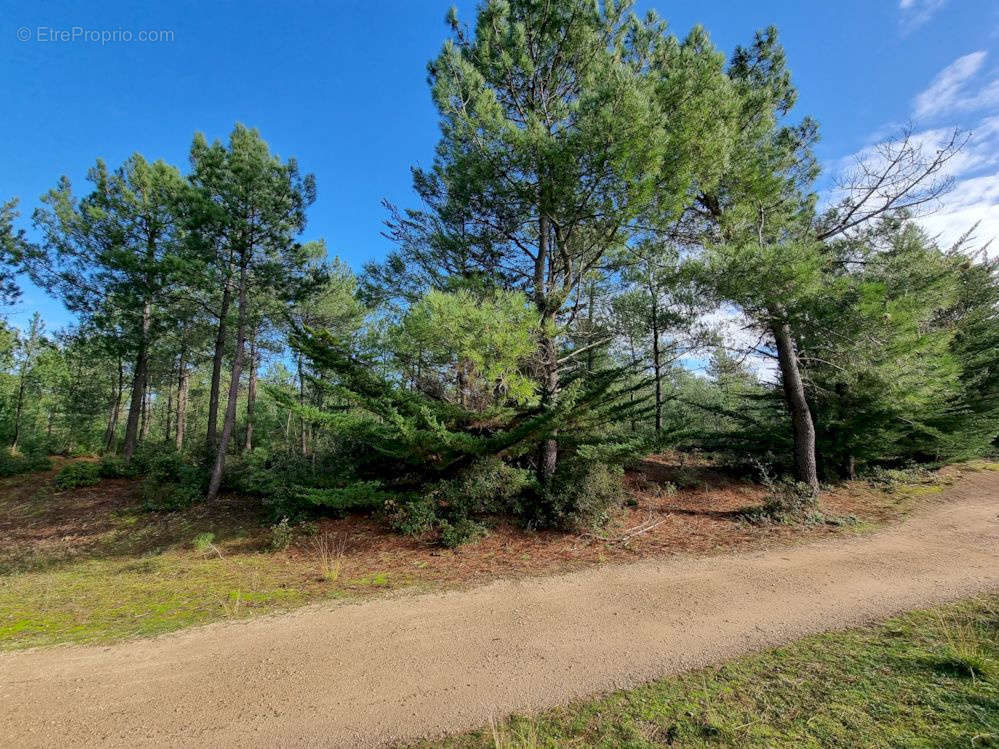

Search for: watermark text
xmin=17 ymin=26 xmax=175 ymax=44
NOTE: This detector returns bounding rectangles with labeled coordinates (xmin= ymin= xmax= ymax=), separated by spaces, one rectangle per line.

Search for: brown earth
xmin=1 ymin=468 xmax=996 ymax=747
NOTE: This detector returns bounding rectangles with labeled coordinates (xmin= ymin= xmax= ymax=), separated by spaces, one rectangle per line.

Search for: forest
xmin=1 ymin=0 xmax=997 ymax=549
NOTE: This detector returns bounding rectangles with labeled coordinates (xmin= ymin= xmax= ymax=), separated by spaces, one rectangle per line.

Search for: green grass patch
xmin=0 ymin=552 xmax=315 ymax=649
xmin=423 ymin=597 xmax=999 ymax=749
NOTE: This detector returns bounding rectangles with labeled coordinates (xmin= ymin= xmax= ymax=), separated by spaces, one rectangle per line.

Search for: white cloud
xmin=829 ymin=117 xmax=999 ymax=255
xmin=917 ymin=172 xmax=999 ymax=253
xmin=898 ymin=0 xmax=947 ymax=32
xmin=913 ymin=51 xmax=999 ymax=120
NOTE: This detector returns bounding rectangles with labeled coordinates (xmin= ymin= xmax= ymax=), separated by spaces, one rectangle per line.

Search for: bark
xmin=206 ymin=283 xmax=232 ymax=451
xmin=585 ymin=281 xmax=596 ymax=373
xmin=139 ymin=383 xmax=151 ymax=441
xmin=104 ymin=356 xmax=124 ymax=452
xmin=164 ymin=359 xmax=174 ymax=443
xmin=243 ymin=336 xmax=257 ymax=452
xmin=534 ymin=212 xmax=558 ymax=484
xmin=297 ymin=354 xmax=307 ymax=456
xmin=771 ymin=314 xmax=820 ymax=494
xmin=538 ymin=327 xmax=559 ymax=482
xmin=207 ymin=264 xmax=248 ymax=501
xmin=10 ymin=362 xmax=28 ymax=449
xmin=456 ymin=358 xmax=471 ymax=408
xmin=650 ymin=289 xmax=663 ymax=434
xmin=175 ymin=356 xmax=189 ymax=452
xmin=122 ymin=300 xmax=151 ymax=460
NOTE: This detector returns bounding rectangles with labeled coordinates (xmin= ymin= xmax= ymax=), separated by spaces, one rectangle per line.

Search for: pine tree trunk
xmin=243 ymin=336 xmax=257 ymax=452
xmin=123 ymin=300 xmax=151 ymax=460
xmin=104 ymin=357 xmax=123 ymax=452
xmin=175 ymin=356 xmax=189 ymax=452
xmin=139 ymin=383 xmax=151 ymax=442
xmin=206 ymin=284 xmax=232 ymax=452
xmin=650 ymin=290 xmax=663 ymax=435
xmin=297 ymin=354 xmax=307 ymax=456
xmin=538 ymin=329 xmax=559 ymax=482
xmin=535 ymin=213 xmax=558 ymax=484
xmin=771 ymin=314 xmax=820 ymax=494
xmin=207 ymin=264 xmax=248 ymax=501
xmin=11 ymin=364 xmax=27 ymax=450
xmin=164 ymin=378 xmax=173 ymax=444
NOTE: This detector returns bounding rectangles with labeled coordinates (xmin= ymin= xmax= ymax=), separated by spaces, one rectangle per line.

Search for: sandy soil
xmin=2 ymin=470 xmax=997 ymax=748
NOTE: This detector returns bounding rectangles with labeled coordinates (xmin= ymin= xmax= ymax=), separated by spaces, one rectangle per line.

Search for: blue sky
xmin=4 ymin=0 xmax=998 ymax=331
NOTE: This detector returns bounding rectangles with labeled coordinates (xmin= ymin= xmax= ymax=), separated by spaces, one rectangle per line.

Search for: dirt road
xmin=2 ymin=471 xmax=997 ymax=747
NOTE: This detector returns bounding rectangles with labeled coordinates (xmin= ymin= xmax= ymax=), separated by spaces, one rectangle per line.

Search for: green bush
xmin=192 ymin=532 xmax=215 ymax=552
xmin=383 ymin=458 xmax=535 ymax=546
xmin=0 ymin=450 xmax=52 ymax=478
xmin=740 ymin=463 xmax=818 ymax=523
xmin=863 ymin=464 xmax=936 ymax=491
xmin=534 ymin=460 xmax=624 ymax=532
xmin=383 ymin=493 xmax=437 ymax=536
xmin=270 ymin=517 xmax=294 ymax=551
xmin=438 ymin=518 xmax=488 ymax=548
xmin=438 ymin=457 xmax=534 ymax=516
xmin=53 ymin=461 xmax=101 ymax=490
xmin=141 ymin=450 xmax=204 ymax=511
xmin=97 ymin=455 xmax=139 ymax=479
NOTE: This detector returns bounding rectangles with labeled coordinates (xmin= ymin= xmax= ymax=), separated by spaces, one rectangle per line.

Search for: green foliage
xmin=742 ymin=478 xmax=817 ymax=525
xmin=535 ymin=460 xmax=625 ymax=532
xmin=140 ymin=450 xmax=203 ymax=511
xmin=191 ymin=532 xmax=215 ymax=552
xmin=221 ymin=447 xmax=310 ymax=498
xmin=0 ymin=449 xmax=51 ymax=478
xmin=438 ymin=518 xmax=488 ymax=549
xmin=269 ymin=517 xmax=294 ymax=551
xmin=294 ymin=482 xmax=389 ymax=514
xmin=388 ymin=289 xmax=540 ymax=408
xmin=0 ymin=198 xmax=25 ymax=305
xmin=287 ymin=322 xmax=648 ymax=539
xmin=97 ymin=455 xmax=138 ymax=479
xmin=862 ymin=465 xmax=936 ymax=491
xmin=53 ymin=461 xmax=100 ymax=490
xmin=385 ymin=458 xmax=534 ymax=544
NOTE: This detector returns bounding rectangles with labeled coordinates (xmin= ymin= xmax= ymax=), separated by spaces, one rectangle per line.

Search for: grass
xmin=0 ymin=466 xmax=404 ymax=650
xmin=421 ymin=597 xmax=999 ymax=749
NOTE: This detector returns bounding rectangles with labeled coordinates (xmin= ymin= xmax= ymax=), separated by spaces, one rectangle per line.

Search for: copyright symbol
xmin=16 ymin=26 xmax=31 ymax=42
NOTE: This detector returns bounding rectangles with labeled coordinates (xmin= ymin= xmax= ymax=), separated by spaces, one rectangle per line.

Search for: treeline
xmin=1 ymin=0 xmax=996 ymax=544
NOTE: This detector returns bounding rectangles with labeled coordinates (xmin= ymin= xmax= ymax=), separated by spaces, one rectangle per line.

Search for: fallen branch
xmin=577 ymin=514 xmax=668 ymax=547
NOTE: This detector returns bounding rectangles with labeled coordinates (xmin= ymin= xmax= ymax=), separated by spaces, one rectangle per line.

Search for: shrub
xmin=53 ymin=461 xmax=101 ymax=490
xmin=383 ymin=458 xmax=535 ymax=546
xmin=270 ymin=517 xmax=294 ymax=551
xmin=383 ymin=493 xmax=437 ymax=536
xmin=439 ymin=518 xmax=488 ymax=548
xmin=863 ymin=464 xmax=936 ymax=491
xmin=192 ymin=532 xmax=215 ymax=552
xmin=742 ymin=463 xmax=817 ymax=523
xmin=141 ymin=450 xmax=204 ymax=511
xmin=438 ymin=457 xmax=534 ymax=516
xmin=0 ymin=450 xmax=51 ymax=478
xmin=97 ymin=455 xmax=139 ymax=479
xmin=534 ymin=460 xmax=625 ymax=532
xmin=294 ymin=482 xmax=389 ymax=514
